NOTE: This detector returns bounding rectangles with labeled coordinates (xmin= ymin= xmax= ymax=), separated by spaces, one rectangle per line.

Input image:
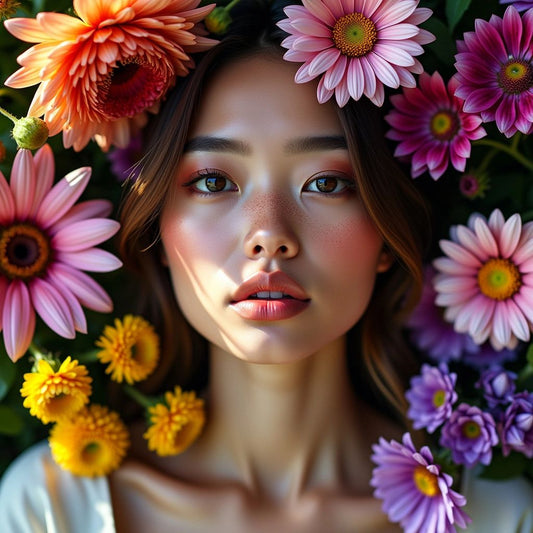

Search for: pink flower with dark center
xmin=386 ymin=71 xmax=486 ymax=180
xmin=433 ymin=208 xmax=533 ymax=351
xmin=277 ymin=0 xmax=434 ymax=107
xmin=454 ymin=6 xmax=533 ymax=138
xmin=0 ymin=145 xmax=122 ymax=361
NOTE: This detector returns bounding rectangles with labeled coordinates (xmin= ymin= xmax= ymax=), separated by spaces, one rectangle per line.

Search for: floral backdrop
xmin=0 ymin=0 xmax=532 ymax=530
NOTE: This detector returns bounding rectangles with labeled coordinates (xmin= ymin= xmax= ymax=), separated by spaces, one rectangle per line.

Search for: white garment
xmin=1 ymin=441 xmax=532 ymax=533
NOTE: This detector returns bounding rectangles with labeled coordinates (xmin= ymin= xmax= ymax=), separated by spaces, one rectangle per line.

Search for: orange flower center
xmin=498 ymin=58 xmax=533 ymax=95
xmin=332 ymin=12 xmax=377 ymax=57
xmin=98 ymin=58 xmax=170 ymax=119
xmin=413 ymin=465 xmax=439 ymax=497
xmin=477 ymin=258 xmax=521 ymax=301
xmin=0 ymin=223 xmax=50 ymax=280
xmin=430 ymin=110 xmax=459 ymax=141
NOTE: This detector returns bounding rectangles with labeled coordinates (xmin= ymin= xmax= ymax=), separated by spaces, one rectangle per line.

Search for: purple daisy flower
xmin=371 ymin=432 xmax=471 ymax=533
xmin=407 ymin=266 xmax=480 ymax=363
xmin=476 ymin=367 xmax=517 ymax=409
xmin=386 ymin=71 xmax=486 ymax=180
xmin=500 ymin=392 xmax=533 ymax=458
xmin=500 ymin=0 xmax=533 ymax=12
xmin=440 ymin=404 xmax=499 ymax=468
xmin=454 ymin=6 xmax=533 ymax=138
xmin=406 ymin=364 xmax=458 ymax=433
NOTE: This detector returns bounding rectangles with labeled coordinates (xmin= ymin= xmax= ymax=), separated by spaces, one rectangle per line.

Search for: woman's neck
xmin=197 ymin=336 xmax=376 ymax=502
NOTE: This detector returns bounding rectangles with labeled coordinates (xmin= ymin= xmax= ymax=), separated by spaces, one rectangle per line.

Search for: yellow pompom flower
xmin=49 ymin=404 xmax=130 ymax=477
xmin=144 ymin=387 xmax=205 ymax=456
xmin=21 ymin=356 xmax=92 ymax=424
xmin=96 ymin=315 xmax=159 ymax=384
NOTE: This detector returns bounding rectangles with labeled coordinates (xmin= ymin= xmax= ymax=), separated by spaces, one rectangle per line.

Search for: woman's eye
xmin=304 ymin=175 xmax=354 ymax=194
xmin=186 ymin=171 xmax=237 ymax=194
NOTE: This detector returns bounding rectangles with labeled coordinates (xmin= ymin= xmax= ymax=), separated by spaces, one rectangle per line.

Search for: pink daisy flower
xmin=454 ymin=6 xmax=533 ymax=138
xmin=386 ymin=71 xmax=486 ymax=180
xmin=433 ymin=208 xmax=533 ymax=351
xmin=0 ymin=145 xmax=122 ymax=362
xmin=277 ymin=0 xmax=435 ymax=107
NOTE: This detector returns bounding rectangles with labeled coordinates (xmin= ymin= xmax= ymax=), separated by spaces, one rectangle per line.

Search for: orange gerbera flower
xmin=4 ymin=0 xmax=217 ymax=152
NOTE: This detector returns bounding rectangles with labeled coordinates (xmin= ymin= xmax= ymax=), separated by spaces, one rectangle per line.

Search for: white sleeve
xmin=462 ymin=468 xmax=533 ymax=533
xmin=0 ymin=441 xmax=116 ymax=533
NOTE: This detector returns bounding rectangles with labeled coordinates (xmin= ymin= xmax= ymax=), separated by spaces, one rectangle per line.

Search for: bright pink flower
xmin=454 ymin=6 xmax=533 ymax=138
xmin=277 ymin=0 xmax=434 ymax=107
xmin=386 ymin=71 xmax=486 ymax=180
xmin=0 ymin=145 xmax=122 ymax=361
xmin=433 ymin=209 xmax=533 ymax=351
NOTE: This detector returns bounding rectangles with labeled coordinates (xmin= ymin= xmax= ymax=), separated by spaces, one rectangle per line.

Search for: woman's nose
xmin=243 ymin=194 xmax=299 ymax=260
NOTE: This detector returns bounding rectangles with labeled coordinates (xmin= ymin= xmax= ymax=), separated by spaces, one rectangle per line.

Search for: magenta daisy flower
xmin=433 ymin=208 xmax=533 ymax=351
xmin=371 ymin=433 xmax=471 ymax=533
xmin=277 ymin=0 xmax=435 ymax=107
xmin=0 ymin=145 xmax=122 ymax=362
xmin=500 ymin=0 xmax=533 ymax=12
xmin=454 ymin=6 xmax=533 ymax=138
xmin=386 ymin=71 xmax=486 ymax=180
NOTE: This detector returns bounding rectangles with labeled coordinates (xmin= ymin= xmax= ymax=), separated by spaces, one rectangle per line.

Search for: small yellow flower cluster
xmin=96 ymin=314 xmax=160 ymax=384
xmin=144 ymin=387 xmax=206 ymax=456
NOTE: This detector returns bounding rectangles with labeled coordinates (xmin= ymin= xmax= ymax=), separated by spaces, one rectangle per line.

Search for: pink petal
xmin=473 ymin=217 xmax=499 ymax=257
xmin=56 ymin=248 xmax=123 ymax=272
xmin=35 ymin=167 xmax=92 ymax=229
xmin=346 ymin=58 xmax=364 ymax=100
xmin=0 ymin=277 xmax=7 ymax=333
xmin=492 ymin=302 xmax=512 ymax=347
xmin=373 ymin=43 xmax=415 ymax=67
xmin=0 ymin=171 xmax=15 ymax=224
xmin=502 ymin=5 xmax=523 ymax=58
xmin=46 ymin=275 xmax=87 ymax=334
xmin=11 ymin=149 xmax=35 ymax=221
xmin=499 ymin=214 xmax=522 ymax=258
xmin=29 ymin=278 xmax=75 ymax=339
xmin=367 ymin=52 xmax=400 ymax=88
xmin=334 ymin=79 xmax=350 ymax=107
xmin=49 ymin=199 xmax=114 ymax=234
xmin=462 ymin=88 xmax=502 ymax=114
xmin=316 ymin=77 xmax=335 ymax=103
xmin=291 ymin=16 xmax=331 ymax=37
xmin=31 ymin=144 xmax=55 ymax=216
xmin=439 ymin=239 xmax=483 ymax=268
xmin=52 ymin=219 xmax=120 ymax=252
xmin=308 ymin=48 xmax=341 ymax=76
xmin=506 ymin=299 xmax=530 ymax=341
xmin=433 ymin=257 xmax=474 ymax=275
xmin=301 ymin=0 xmax=336 ymax=26
xmin=48 ymin=262 xmax=112 ymax=312
xmin=2 ymin=280 xmax=35 ymax=362
xmin=455 ymin=225 xmax=489 ymax=261
xmin=293 ymin=35 xmax=332 ymax=52
xmin=323 ymin=54 xmax=347 ymax=90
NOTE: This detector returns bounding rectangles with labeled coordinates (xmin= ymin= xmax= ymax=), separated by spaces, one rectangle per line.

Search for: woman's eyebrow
xmin=184 ymin=136 xmax=251 ymax=154
xmin=284 ymin=135 xmax=347 ymax=153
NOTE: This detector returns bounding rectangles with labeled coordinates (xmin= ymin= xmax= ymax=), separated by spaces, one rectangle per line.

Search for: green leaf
xmin=423 ymin=17 xmax=457 ymax=67
xmin=446 ymin=0 xmax=472 ymax=32
xmin=0 ymin=352 xmax=16 ymax=402
xmin=0 ymin=405 xmax=24 ymax=436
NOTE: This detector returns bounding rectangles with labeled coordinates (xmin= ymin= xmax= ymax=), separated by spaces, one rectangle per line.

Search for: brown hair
xmin=118 ymin=0 xmax=431 ymax=412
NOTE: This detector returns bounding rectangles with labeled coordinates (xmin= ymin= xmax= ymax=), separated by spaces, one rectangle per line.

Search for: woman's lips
xmin=230 ymin=271 xmax=310 ymax=321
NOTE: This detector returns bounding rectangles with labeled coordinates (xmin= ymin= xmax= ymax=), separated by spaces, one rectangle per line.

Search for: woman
xmin=0 ymin=1 xmax=449 ymax=531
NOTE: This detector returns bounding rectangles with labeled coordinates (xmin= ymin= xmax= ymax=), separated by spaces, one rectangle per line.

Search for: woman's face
xmin=160 ymin=53 xmax=391 ymax=364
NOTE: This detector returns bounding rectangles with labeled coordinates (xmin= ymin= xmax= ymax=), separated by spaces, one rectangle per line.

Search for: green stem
xmin=0 ymin=105 xmax=18 ymax=125
xmin=224 ymin=0 xmax=240 ymax=10
xmin=75 ymin=349 xmax=100 ymax=364
xmin=123 ymin=384 xmax=158 ymax=409
xmin=474 ymin=138 xmax=533 ymax=172
xmin=476 ymin=147 xmax=498 ymax=174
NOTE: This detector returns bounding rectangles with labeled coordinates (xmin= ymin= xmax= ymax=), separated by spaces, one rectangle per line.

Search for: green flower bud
xmin=205 ymin=6 xmax=232 ymax=35
xmin=12 ymin=116 xmax=49 ymax=150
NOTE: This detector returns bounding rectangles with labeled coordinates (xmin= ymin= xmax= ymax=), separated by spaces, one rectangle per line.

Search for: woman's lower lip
xmin=230 ymin=299 xmax=310 ymax=321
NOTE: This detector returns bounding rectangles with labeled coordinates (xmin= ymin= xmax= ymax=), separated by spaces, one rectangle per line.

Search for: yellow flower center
xmin=332 ymin=12 xmax=377 ymax=57
xmin=0 ymin=223 xmax=50 ymax=280
xmin=461 ymin=421 xmax=481 ymax=439
xmin=498 ymin=59 xmax=533 ymax=95
xmin=430 ymin=110 xmax=459 ymax=141
xmin=413 ymin=465 xmax=439 ymax=497
xmin=477 ymin=258 xmax=521 ymax=301
xmin=432 ymin=389 xmax=446 ymax=407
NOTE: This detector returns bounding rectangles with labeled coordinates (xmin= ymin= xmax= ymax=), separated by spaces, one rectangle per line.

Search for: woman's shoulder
xmin=0 ymin=441 xmax=116 ymax=533
xmin=462 ymin=468 xmax=533 ymax=533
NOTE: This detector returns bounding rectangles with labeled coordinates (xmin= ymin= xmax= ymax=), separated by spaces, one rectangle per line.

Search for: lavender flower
xmin=371 ymin=433 xmax=471 ymax=533
xmin=440 ymin=404 xmax=499 ymax=468
xmin=500 ymin=392 xmax=533 ymax=458
xmin=107 ymin=132 xmax=143 ymax=182
xmin=406 ymin=364 xmax=458 ymax=433
xmin=499 ymin=0 xmax=533 ymax=11
xmin=476 ymin=368 xmax=517 ymax=409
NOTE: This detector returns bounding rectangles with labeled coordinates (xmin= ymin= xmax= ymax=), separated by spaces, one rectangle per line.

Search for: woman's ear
xmin=376 ymin=247 xmax=394 ymax=273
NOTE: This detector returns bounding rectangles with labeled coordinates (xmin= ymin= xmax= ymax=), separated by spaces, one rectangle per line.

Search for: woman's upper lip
xmin=231 ymin=271 xmax=309 ymax=302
